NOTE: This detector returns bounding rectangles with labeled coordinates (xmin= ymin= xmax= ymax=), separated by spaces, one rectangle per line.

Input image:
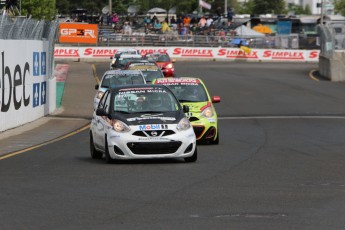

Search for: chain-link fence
xmin=0 ymin=14 xmax=59 ymax=78
xmin=318 ymin=25 xmax=333 ymax=58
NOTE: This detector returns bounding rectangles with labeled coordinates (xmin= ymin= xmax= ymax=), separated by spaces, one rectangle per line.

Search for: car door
xmin=93 ymin=91 xmax=110 ymax=149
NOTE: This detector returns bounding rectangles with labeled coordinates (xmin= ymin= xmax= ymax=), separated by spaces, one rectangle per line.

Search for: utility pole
xmin=224 ymin=0 xmax=227 ymax=16
xmin=109 ymin=0 xmax=112 ymax=15
xmin=320 ymin=0 xmax=324 ymax=25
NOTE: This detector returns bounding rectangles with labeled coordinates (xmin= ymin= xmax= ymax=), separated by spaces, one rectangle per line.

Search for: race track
xmin=2 ymin=61 xmax=345 ymax=229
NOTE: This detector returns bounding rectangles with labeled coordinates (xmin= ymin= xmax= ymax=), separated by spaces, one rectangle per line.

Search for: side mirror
xmin=212 ymin=96 xmax=221 ymax=103
xmin=183 ymin=105 xmax=189 ymax=113
xmin=95 ymin=84 xmax=99 ymax=90
xmin=96 ymin=108 xmax=107 ymax=116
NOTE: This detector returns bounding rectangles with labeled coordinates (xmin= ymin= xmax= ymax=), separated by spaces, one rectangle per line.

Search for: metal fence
xmin=0 ymin=14 xmax=59 ymax=78
xmin=77 ymin=26 xmax=323 ymax=50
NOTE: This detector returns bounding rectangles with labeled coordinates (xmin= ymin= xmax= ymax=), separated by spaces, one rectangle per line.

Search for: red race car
xmin=144 ymin=52 xmax=175 ymax=77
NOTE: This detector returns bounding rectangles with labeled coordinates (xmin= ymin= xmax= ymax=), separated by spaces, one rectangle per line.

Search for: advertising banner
xmin=54 ymin=46 xmax=320 ymax=62
xmin=0 ymin=40 xmax=51 ymax=132
xmin=59 ymin=23 xmax=98 ymax=44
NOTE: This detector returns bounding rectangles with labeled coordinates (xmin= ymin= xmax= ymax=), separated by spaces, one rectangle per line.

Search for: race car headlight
xmin=177 ymin=117 xmax=191 ymax=131
xmin=201 ymin=107 xmax=214 ymax=118
xmin=165 ymin=63 xmax=173 ymax=69
xmin=96 ymin=91 xmax=104 ymax=100
xmin=112 ymin=120 xmax=131 ymax=132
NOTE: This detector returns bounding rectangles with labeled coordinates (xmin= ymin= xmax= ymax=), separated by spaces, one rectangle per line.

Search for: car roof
xmin=117 ymin=54 xmax=142 ymax=59
xmin=103 ymin=69 xmax=143 ymax=75
xmin=114 ymin=48 xmax=140 ymax=56
xmin=108 ymin=83 xmax=169 ymax=92
xmin=127 ymin=62 xmax=158 ymax=67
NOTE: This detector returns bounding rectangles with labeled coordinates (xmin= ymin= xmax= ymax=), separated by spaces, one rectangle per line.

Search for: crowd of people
xmin=136 ymin=8 xmax=235 ymax=42
xmin=98 ymin=8 xmax=236 ymax=43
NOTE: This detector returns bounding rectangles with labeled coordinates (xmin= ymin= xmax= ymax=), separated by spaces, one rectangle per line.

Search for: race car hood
xmin=113 ymin=111 xmax=185 ymax=126
xmin=181 ymin=101 xmax=210 ymax=113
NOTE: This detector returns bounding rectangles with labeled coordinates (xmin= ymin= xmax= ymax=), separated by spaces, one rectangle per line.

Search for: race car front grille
xmin=193 ymin=126 xmax=205 ymax=139
xmin=132 ymin=130 xmax=175 ymax=137
xmin=127 ymin=141 xmax=182 ymax=155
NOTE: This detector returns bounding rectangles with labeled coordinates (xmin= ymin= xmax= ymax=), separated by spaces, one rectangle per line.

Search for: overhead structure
xmin=147 ymin=7 xmax=166 ymax=14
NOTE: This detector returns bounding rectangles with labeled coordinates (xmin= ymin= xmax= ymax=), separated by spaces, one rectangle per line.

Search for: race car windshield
xmin=141 ymin=70 xmax=164 ymax=83
xmin=167 ymin=84 xmax=208 ymax=102
xmin=101 ymin=74 xmax=144 ymax=88
xmin=113 ymin=90 xmax=179 ymax=114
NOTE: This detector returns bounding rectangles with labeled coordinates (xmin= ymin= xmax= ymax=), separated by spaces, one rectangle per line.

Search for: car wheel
xmin=90 ymin=133 xmax=103 ymax=159
xmin=210 ymin=131 xmax=219 ymax=145
xmin=184 ymin=147 xmax=198 ymax=163
xmin=104 ymin=138 xmax=114 ymax=164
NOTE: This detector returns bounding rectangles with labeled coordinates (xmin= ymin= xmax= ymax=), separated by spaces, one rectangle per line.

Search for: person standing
xmin=112 ymin=13 xmax=119 ymax=31
xmin=216 ymin=7 xmax=222 ymax=25
xmin=227 ymin=8 xmax=233 ymax=27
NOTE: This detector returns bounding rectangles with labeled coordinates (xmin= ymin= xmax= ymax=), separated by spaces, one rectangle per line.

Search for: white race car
xmin=94 ymin=70 xmax=146 ymax=110
xmin=110 ymin=49 xmax=142 ymax=70
xmin=90 ymin=85 xmax=197 ymax=163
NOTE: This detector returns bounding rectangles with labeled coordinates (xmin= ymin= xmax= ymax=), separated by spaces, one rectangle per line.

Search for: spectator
xmin=227 ymin=8 xmax=233 ymax=27
xmin=206 ymin=16 xmax=214 ymax=27
xmin=176 ymin=16 xmax=183 ymax=25
xmin=123 ymin=21 xmax=132 ymax=35
xmin=152 ymin=14 xmax=158 ymax=25
xmin=198 ymin=16 xmax=206 ymax=28
xmin=179 ymin=23 xmax=187 ymax=40
xmin=170 ymin=16 xmax=176 ymax=25
xmin=111 ymin=13 xmax=119 ymax=29
xmin=183 ymin=15 xmax=191 ymax=26
xmin=144 ymin=15 xmax=151 ymax=33
xmin=216 ymin=7 xmax=222 ymax=25
xmin=153 ymin=20 xmax=162 ymax=33
xmin=161 ymin=21 xmax=171 ymax=33
xmin=218 ymin=29 xmax=226 ymax=42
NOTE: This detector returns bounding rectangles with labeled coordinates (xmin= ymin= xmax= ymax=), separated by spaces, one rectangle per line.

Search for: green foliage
xmin=21 ymin=0 xmax=56 ymax=19
xmin=238 ymin=0 xmax=256 ymax=14
xmin=287 ymin=3 xmax=312 ymax=15
xmin=252 ymin=0 xmax=286 ymax=15
xmin=304 ymin=4 xmax=312 ymax=15
xmin=335 ymin=0 xmax=345 ymax=16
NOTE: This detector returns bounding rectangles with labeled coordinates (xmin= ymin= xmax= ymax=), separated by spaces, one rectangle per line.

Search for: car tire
xmin=104 ymin=138 xmax=114 ymax=164
xmin=90 ymin=133 xmax=103 ymax=159
xmin=184 ymin=147 xmax=198 ymax=163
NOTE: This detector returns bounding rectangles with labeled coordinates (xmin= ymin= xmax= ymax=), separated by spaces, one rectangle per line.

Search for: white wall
xmin=0 ymin=40 xmax=55 ymax=132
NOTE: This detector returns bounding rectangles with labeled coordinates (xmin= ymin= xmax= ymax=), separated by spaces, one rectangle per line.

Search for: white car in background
xmin=94 ymin=70 xmax=146 ymax=109
xmin=90 ymin=84 xmax=197 ymax=163
xmin=110 ymin=48 xmax=142 ymax=70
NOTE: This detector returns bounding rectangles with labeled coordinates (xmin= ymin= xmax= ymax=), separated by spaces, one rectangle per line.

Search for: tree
xmin=238 ymin=0 xmax=256 ymax=14
xmin=304 ymin=4 xmax=312 ymax=15
xmin=21 ymin=0 xmax=56 ymax=19
xmin=252 ymin=0 xmax=286 ymax=15
xmin=335 ymin=0 xmax=345 ymax=16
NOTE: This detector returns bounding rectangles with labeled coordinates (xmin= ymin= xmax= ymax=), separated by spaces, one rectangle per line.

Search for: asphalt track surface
xmin=2 ymin=61 xmax=345 ymax=229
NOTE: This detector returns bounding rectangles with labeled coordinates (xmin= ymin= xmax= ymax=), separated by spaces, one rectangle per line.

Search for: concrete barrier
xmin=319 ymin=51 xmax=345 ymax=81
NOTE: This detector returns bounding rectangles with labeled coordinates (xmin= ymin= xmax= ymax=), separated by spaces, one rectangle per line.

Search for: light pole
xmin=109 ymin=0 xmax=112 ymax=15
xmin=320 ymin=0 xmax=324 ymax=25
xmin=224 ymin=0 xmax=227 ymax=16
